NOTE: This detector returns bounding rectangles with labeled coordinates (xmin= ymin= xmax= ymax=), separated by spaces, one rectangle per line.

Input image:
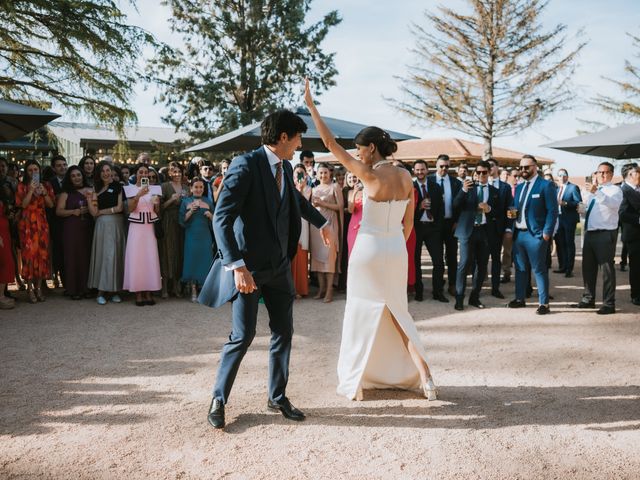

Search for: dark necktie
xmin=584 ymin=187 xmax=601 ymax=231
xmin=475 ymin=185 xmax=485 ymax=224
xmin=517 ymin=181 xmax=530 ymax=224
xmin=275 ymin=162 xmax=282 ymax=196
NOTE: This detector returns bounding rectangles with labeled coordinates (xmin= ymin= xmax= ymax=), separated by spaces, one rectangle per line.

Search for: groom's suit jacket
xmin=199 ymin=147 xmax=326 ymax=308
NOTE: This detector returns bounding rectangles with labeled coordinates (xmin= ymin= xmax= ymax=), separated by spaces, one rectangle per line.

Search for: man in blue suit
xmin=508 ymin=155 xmax=558 ymax=315
xmin=201 ymin=110 xmax=329 ymax=429
xmin=453 ymin=161 xmax=499 ymax=311
xmin=553 ymin=168 xmax=582 ymax=278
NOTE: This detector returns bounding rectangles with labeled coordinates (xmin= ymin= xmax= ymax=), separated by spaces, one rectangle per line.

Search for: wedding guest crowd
xmin=1 ymin=148 xmax=639 ymax=317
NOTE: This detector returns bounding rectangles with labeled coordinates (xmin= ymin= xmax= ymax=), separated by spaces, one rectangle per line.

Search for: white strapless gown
xmin=337 ymin=194 xmax=429 ymax=399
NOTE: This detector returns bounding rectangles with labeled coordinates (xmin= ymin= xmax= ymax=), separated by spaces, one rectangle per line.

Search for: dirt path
xmin=1 ymin=262 xmax=639 ymax=479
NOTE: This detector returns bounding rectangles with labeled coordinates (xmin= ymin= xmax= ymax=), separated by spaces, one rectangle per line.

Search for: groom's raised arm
xmin=213 ymin=156 xmax=251 ymax=265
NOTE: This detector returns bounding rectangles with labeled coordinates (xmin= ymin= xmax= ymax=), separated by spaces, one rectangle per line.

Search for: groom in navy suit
xmin=201 ymin=110 xmax=329 ymax=429
xmin=508 ymin=155 xmax=558 ymax=315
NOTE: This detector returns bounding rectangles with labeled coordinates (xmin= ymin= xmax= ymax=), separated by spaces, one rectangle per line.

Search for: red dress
xmin=15 ymin=183 xmax=53 ymax=280
xmin=0 ymin=202 xmax=15 ymax=283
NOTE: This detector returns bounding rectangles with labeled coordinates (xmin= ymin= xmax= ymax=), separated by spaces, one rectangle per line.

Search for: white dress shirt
xmin=582 ymin=182 xmax=623 ymax=231
xmin=515 ymin=174 xmax=538 ymax=230
xmin=435 ymin=173 xmax=453 ymax=219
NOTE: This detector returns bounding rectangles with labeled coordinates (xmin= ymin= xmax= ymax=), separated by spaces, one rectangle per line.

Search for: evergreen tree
xmin=0 ymin=0 xmax=154 ymax=130
xmin=393 ymin=0 xmax=586 ymax=158
xmin=148 ymin=0 xmax=341 ymax=141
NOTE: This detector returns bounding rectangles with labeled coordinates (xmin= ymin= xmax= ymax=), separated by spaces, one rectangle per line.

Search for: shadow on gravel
xmin=223 ymin=385 xmax=640 ymax=433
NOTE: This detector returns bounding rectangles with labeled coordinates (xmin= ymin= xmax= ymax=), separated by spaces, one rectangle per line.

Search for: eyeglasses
xmin=476 ymin=170 xmax=488 ymax=175
xmin=518 ymin=165 xmax=534 ymax=171
xmin=437 ymin=165 xmax=449 ymax=169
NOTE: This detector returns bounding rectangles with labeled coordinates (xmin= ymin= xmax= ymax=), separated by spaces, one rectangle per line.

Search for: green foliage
xmin=392 ymin=0 xmax=586 ymax=158
xmin=148 ymin=0 xmax=341 ymax=142
xmin=593 ymin=34 xmax=640 ymax=119
xmin=0 ymin=0 xmax=155 ymax=132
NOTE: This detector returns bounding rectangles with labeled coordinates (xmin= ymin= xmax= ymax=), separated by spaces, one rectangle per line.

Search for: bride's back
xmin=364 ymin=164 xmax=413 ymax=203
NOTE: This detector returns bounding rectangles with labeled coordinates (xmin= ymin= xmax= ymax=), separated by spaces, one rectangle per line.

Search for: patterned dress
xmin=16 ymin=182 xmax=54 ymax=280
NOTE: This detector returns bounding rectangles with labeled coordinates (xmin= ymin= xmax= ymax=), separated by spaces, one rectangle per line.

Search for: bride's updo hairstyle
xmin=354 ymin=126 xmax=398 ymax=158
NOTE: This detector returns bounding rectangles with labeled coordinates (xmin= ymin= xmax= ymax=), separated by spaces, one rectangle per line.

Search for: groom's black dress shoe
xmin=507 ymin=299 xmax=526 ymax=309
xmin=468 ymin=297 xmax=485 ymax=309
xmin=432 ymin=292 xmax=449 ymax=303
xmin=267 ymin=398 xmax=305 ymax=421
xmin=207 ymin=398 xmax=225 ymax=429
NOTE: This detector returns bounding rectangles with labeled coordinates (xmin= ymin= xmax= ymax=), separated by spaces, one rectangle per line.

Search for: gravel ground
xmin=1 ymin=259 xmax=639 ymax=479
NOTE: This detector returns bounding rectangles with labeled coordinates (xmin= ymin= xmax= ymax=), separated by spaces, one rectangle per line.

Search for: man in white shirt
xmin=573 ymin=161 xmax=623 ymax=314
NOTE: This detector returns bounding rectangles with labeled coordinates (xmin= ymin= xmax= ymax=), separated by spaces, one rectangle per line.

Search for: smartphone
xmin=584 ymin=175 xmax=592 ymax=184
xmin=140 ymin=177 xmax=149 ymax=188
xmin=297 ymin=172 xmax=305 ymax=182
xmin=32 ymin=172 xmax=40 ymax=184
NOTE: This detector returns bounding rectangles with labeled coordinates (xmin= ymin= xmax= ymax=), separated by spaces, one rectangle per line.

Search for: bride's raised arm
xmin=304 ymin=79 xmax=375 ymax=183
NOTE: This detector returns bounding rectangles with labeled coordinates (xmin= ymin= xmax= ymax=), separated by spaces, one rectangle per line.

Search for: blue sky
xmin=119 ymin=0 xmax=639 ymax=175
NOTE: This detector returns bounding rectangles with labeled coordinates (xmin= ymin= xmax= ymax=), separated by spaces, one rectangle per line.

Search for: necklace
xmin=372 ymin=160 xmax=394 ymax=170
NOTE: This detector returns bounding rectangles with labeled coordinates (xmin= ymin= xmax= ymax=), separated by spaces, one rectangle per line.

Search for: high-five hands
xmin=234 ymin=265 xmax=257 ymax=294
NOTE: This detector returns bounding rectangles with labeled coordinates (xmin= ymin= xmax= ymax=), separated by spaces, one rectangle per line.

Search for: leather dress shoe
xmin=267 ymin=398 xmax=305 ymax=421
xmin=565 ymin=271 xmax=573 ymax=278
xmin=597 ymin=305 xmax=615 ymax=315
xmin=500 ymin=275 xmax=511 ymax=284
xmin=508 ymin=299 xmax=526 ymax=308
xmin=552 ymin=269 xmax=566 ymax=274
xmin=207 ymin=398 xmax=225 ymax=429
xmin=536 ymin=305 xmax=550 ymax=315
xmin=491 ymin=289 xmax=505 ymax=299
xmin=454 ymin=296 xmax=464 ymax=311
xmin=468 ymin=297 xmax=485 ymax=309
xmin=571 ymin=301 xmax=595 ymax=309
xmin=433 ymin=292 xmax=449 ymax=303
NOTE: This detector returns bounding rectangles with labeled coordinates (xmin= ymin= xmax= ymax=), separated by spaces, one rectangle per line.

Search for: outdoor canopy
xmin=543 ymin=123 xmax=640 ymax=160
xmin=183 ymin=107 xmax=418 ymax=153
xmin=0 ymin=99 xmax=60 ymax=142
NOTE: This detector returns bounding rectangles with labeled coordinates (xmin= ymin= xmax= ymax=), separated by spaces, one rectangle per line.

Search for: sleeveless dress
xmin=337 ymin=189 xmax=430 ymax=399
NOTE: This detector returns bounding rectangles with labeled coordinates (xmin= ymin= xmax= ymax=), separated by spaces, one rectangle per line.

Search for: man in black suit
xmin=201 ymin=110 xmax=329 ymax=429
xmin=429 ymin=154 xmax=462 ymax=296
xmin=619 ymin=163 xmax=640 ymax=306
xmin=48 ymin=155 xmax=67 ymax=287
xmin=413 ymin=160 xmax=447 ymax=302
xmin=553 ymin=168 xmax=582 ymax=278
xmin=452 ymin=161 xmax=499 ymax=310
xmin=487 ymin=158 xmax=513 ymax=299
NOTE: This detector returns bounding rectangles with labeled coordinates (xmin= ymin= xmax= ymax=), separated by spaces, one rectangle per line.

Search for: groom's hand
xmin=234 ymin=266 xmax=257 ymax=294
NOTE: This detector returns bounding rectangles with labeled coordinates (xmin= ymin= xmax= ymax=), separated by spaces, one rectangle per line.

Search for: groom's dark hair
xmin=261 ymin=109 xmax=308 ymax=145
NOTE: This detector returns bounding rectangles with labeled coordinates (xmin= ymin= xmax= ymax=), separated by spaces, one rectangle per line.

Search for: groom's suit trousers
xmin=213 ymin=260 xmax=295 ymax=404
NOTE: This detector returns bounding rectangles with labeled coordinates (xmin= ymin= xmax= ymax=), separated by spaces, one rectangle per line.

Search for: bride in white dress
xmin=304 ymin=81 xmax=437 ymax=401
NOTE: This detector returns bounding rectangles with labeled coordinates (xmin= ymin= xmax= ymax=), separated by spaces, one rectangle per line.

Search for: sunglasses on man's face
xmin=476 ymin=170 xmax=488 ymax=175
xmin=519 ymin=165 xmax=534 ymax=171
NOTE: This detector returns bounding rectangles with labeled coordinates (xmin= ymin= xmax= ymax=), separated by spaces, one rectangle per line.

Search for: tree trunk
xmin=483 ymin=137 xmax=493 ymax=160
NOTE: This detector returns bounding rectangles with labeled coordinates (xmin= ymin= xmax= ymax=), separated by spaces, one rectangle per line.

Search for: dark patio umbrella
xmin=0 ymin=99 xmax=60 ymax=142
xmin=542 ymin=123 xmax=640 ymax=159
xmin=183 ymin=107 xmax=418 ymax=153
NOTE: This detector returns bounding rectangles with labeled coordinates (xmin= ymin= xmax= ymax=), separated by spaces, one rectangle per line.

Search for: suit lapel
xmin=257 ymin=148 xmax=278 ymax=228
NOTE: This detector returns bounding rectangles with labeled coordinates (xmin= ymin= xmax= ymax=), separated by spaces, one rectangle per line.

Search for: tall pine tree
xmin=148 ymin=0 xmax=341 ymax=141
xmin=0 ymin=0 xmax=154 ymax=130
xmin=393 ymin=0 xmax=586 ymax=158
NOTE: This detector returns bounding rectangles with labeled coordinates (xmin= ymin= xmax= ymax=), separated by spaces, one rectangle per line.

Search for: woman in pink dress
xmin=123 ymin=164 xmax=162 ymax=306
xmin=346 ymin=179 xmax=363 ymax=258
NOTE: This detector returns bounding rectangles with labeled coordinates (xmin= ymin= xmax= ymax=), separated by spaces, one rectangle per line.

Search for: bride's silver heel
xmin=422 ymin=377 xmax=437 ymax=401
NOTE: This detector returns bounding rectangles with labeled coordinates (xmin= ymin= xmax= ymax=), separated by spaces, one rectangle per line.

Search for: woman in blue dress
xmin=179 ymin=177 xmax=214 ymax=302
